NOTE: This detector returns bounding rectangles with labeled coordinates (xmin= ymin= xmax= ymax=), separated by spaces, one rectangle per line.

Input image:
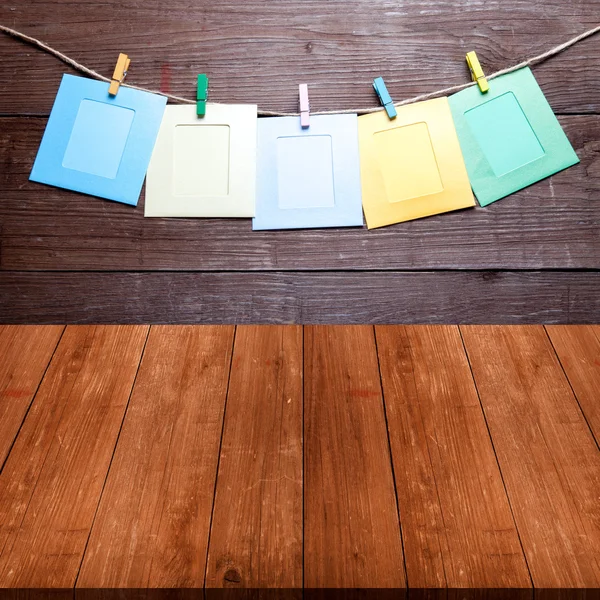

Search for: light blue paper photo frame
xmin=252 ymin=114 xmax=364 ymax=230
xmin=30 ymin=74 xmax=167 ymax=206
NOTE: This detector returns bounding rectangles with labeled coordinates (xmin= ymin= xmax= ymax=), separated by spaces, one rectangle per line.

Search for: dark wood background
xmin=0 ymin=0 xmax=599 ymax=323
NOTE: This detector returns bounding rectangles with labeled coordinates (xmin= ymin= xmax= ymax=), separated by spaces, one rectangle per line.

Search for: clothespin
xmin=299 ymin=84 xmax=310 ymax=128
xmin=373 ymin=77 xmax=397 ymax=119
xmin=108 ymin=53 xmax=130 ymax=96
xmin=466 ymin=51 xmax=489 ymax=93
xmin=197 ymin=74 xmax=209 ymax=117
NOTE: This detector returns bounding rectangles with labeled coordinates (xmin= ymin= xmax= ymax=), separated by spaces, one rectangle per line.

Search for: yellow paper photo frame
xmin=358 ymin=97 xmax=475 ymax=229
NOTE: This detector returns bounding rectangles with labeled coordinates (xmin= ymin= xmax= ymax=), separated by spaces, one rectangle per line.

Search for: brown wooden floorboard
xmin=1 ymin=325 xmax=600 ymax=595
xmin=77 ymin=325 xmax=234 ymax=589
xmin=303 ymin=325 xmax=406 ymax=595
xmin=0 ymin=325 xmax=64 ymax=467
xmin=545 ymin=325 xmax=600 ymax=445
xmin=375 ymin=325 xmax=531 ymax=599
xmin=205 ymin=325 xmax=303 ymax=598
xmin=0 ymin=325 xmax=148 ymax=588
xmin=460 ymin=325 xmax=600 ymax=595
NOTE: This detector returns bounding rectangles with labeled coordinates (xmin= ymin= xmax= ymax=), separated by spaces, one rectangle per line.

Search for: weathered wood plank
xmin=375 ymin=325 xmax=531 ymax=597
xmin=460 ymin=325 xmax=600 ymax=593
xmin=0 ymin=325 xmax=148 ymax=588
xmin=77 ymin=325 xmax=234 ymax=588
xmin=545 ymin=325 xmax=600 ymax=444
xmin=0 ymin=0 xmax=598 ymax=115
xmin=0 ymin=325 xmax=63 ymax=468
xmin=304 ymin=325 xmax=405 ymax=593
xmin=1 ymin=271 xmax=600 ymax=324
xmin=205 ymin=326 xmax=302 ymax=597
xmin=1 ymin=116 xmax=598 ymax=271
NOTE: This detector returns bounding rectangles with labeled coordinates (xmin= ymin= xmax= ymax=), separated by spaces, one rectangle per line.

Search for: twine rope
xmin=1 ymin=23 xmax=599 ymax=116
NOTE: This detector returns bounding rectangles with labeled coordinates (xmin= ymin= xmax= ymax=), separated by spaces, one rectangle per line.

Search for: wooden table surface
xmin=1 ymin=324 xmax=599 ymax=596
xmin=0 ymin=1 xmax=599 ymax=323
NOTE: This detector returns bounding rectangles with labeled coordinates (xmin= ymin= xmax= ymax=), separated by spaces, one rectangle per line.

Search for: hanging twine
xmin=1 ymin=23 xmax=599 ymax=116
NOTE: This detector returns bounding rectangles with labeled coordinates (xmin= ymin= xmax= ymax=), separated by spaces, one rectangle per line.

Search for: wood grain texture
xmin=77 ymin=325 xmax=234 ymax=588
xmin=304 ymin=325 xmax=405 ymax=593
xmin=375 ymin=325 xmax=531 ymax=597
xmin=205 ymin=326 xmax=302 ymax=597
xmin=0 ymin=325 xmax=148 ymax=588
xmin=0 ymin=325 xmax=63 ymax=468
xmin=1 ymin=324 xmax=600 ymax=594
xmin=1 ymin=271 xmax=600 ymax=324
xmin=545 ymin=325 xmax=600 ymax=444
xmin=0 ymin=0 xmax=598 ymax=115
xmin=1 ymin=0 xmax=600 ymax=323
xmin=1 ymin=116 xmax=598 ymax=272
xmin=461 ymin=325 xmax=600 ymax=593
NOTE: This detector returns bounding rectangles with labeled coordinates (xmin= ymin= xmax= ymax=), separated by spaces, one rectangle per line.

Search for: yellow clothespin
xmin=109 ymin=53 xmax=130 ymax=96
xmin=466 ymin=51 xmax=489 ymax=93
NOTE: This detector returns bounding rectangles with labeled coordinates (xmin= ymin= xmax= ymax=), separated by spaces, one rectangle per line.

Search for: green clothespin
xmin=197 ymin=74 xmax=208 ymax=117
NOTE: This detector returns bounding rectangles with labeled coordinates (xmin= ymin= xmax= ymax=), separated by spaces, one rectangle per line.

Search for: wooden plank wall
xmin=0 ymin=0 xmax=599 ymax=323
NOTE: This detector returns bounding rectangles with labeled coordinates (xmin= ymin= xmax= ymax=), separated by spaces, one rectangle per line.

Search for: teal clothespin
xmin=373 ymin=77 xmax=396 ymax=119
xmin=197 ymin=74 xmax=208 ymax=117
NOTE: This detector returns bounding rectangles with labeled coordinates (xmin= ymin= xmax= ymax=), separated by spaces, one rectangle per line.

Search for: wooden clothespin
xmin=108 ymin=53 xmax=130 ymax=96
xmin=466 ymin=51 xmax=489 ymax=93
xmin=197 ymin=74 xmax=209 ymax=117
xmin=373 ymin=77 xmax=396 ymax=119
xmin=299 ymin=84 xmax=310 ymax=128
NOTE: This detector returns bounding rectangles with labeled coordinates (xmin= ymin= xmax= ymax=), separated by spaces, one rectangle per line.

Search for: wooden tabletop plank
xmin=304 ymin=325 xmax=405 ymax=593
xmin=1 ymin=116 xmax=598 ymax=272
xmin=0 ymin=325 xmax=148 ymax=588
xmin=0 ymin=325 xmax=64 ymax=468
xmin=205 ymin=325 xmax=302 ymax=596
xmin=375 ymin=325 xmax=531 ymax=597
xmin=77 ymin=325 xmax=234 ymax=588
xmin=460 ymin=325 xmax=600 ymax=592
xmin=0 ymin=0 xmax=598 ymax=115
xmin=545 ymin=325 xmax=600 ymax=444
xmin=0 ymin=323 xmax=599 ymax=593
xmin=1 ymin=271 xmax=599 ymax=325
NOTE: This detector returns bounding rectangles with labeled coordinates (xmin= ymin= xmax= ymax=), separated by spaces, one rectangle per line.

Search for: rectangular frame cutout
xmin=465 ymin=92 xmax=545 ymax=177
xmin=276 ymin=135 xmax=335 ymax=209
xmin=374 ymin=122 xmax=443 ymax=203
xmin=62 ymin=100 xmax=135 ymax=179
xmin=173 ymin=124 xmax=231 ymax=197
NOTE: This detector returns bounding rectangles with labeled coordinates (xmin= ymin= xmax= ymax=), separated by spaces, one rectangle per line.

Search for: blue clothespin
xmin=373 ymin=77 xmax=396 ymax=119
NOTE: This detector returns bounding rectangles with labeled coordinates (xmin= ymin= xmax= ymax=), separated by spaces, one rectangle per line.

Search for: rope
xmin=1 ymin=23 xmax=599 ymax=116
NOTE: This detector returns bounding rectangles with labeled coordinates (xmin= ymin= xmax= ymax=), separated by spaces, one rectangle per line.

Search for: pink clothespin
xmin=299 ymin=84 xmax=309 ymax=128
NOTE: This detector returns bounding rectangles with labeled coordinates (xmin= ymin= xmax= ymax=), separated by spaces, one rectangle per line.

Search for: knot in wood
xmin=223 ymin=568 xmax=242 ymax=585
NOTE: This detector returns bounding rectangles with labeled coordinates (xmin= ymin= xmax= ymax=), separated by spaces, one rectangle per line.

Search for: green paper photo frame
xmin=448 ymin=67 xmax=579 ymax=206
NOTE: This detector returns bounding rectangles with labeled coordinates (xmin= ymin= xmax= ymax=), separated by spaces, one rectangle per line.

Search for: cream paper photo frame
xmin=145 ymin=104 xmax=257 ymax=217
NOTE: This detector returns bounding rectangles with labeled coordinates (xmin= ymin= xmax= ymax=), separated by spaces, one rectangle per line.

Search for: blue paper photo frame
xmin=30 ymin=74 xmax=167 ymax=206
xmin=252 ymin=114 xmax=364 ymax=230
